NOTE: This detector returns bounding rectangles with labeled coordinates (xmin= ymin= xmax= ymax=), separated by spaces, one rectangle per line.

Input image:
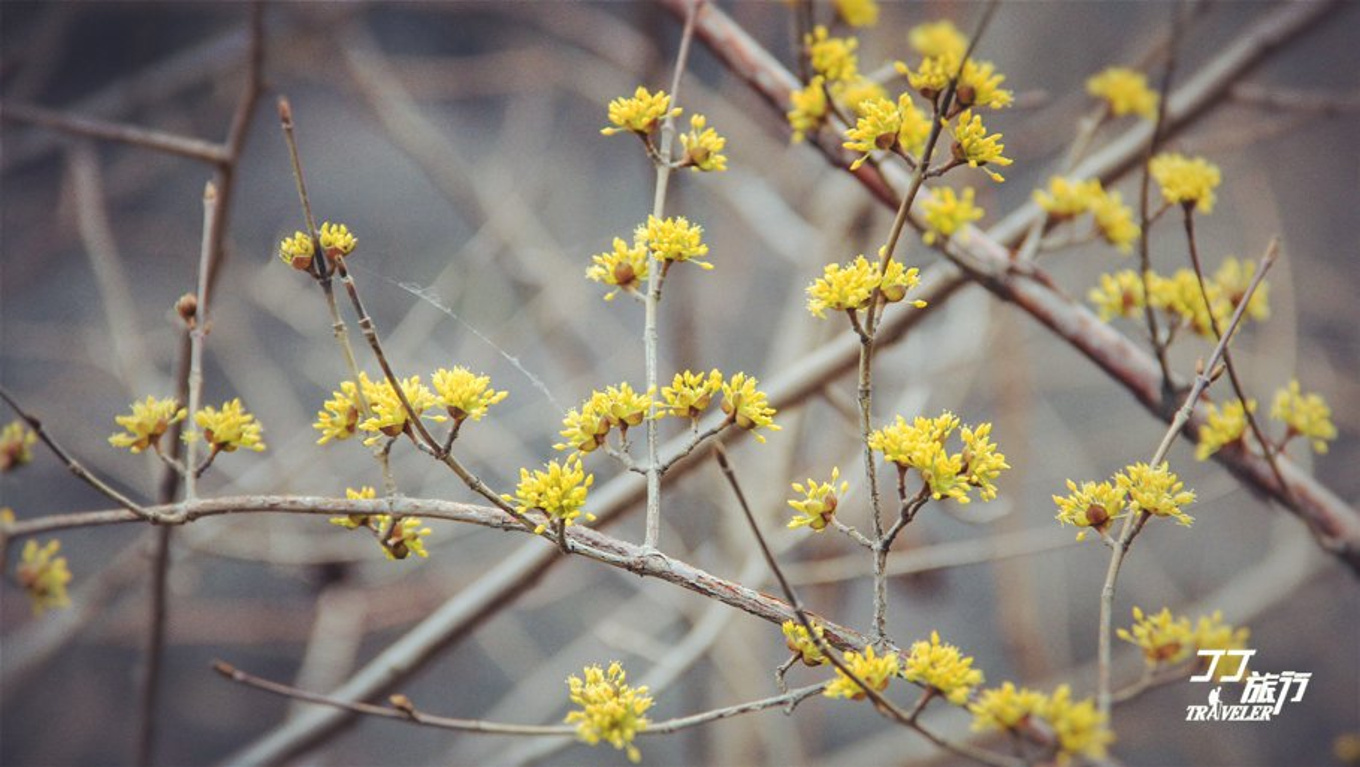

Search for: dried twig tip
xmin=212 ymin=660 xmax=237 ymax=679
xmin=277 ymin=97 xmax=293 ymax=125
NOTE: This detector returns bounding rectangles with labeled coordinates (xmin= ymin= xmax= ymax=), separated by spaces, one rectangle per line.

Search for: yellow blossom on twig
xmin=278 ymin=230 xmax=315 ymax=270
xmin=189 ymin=398 xmax=266 ymax=453
xmin=950 ymin=109 xmax=1012 ymax=182
xmin=1087 ymin=67 xmax=1159 ymax=120
xmin=639 ymin=215 xmax=711 ymax=269
xmin=1117 ymin=461 xmax=1195 ymax=527
xmin=319 ymin=221 xmax=357 ymax=258
xmin=903 ymin=630 xmax=984 ymax=705
xmin=432 ymin=366 xmax=507 ymax=423
xmin=661 ymin=369 xmax=724 ymax=420
xmin=565 ymin=662 xmax=653 ymax=763
xmin=506 ymin=455 xmax=595 ymax=534
xmin=679 ymin=114 xmax=727 ymax=172
xmin=1270 ymin=379 xmax=1336 ymax=454
xmin=17 ymin=538 xmax=72 ymax=615
xmin=1196 ymin=398 xmax=1255 ymax=461
xmin=109 ymin=396 xmax=187 ymax=454
xmin=806 ymin=26 xmax=859 ymax=83
xmin=720 ymin=373 xmax=780 ymax=442
xmin=1042 ymin=685 xmax=1114 ymax=762
xmin=782 ymin=619 xmax=829 ymax=666
xmin=970 ymin=682 xmax=1047 ymax=732
xmin=787 ymin=467 xmax=847 ymax=532
xmin=922 ymin=186 xmax=984 ymax=245
xmin=1150 ymin=152 xmax=1221 ymax=213
xmin=787 ymin=76 xmax=829 ymax=143
xmin=825 ymin=645 xmax=901 ymax=701
xmin=601 ymin=86 xmax=680 ymax=137
xmin=1053 ymin=478 xmax=1127 ymax=540
xmin=1 ymin=420 xmax=38 ymax=471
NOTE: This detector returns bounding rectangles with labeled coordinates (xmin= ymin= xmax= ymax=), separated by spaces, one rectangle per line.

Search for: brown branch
xmin=1 ymin=101 xmax=230 ymax=164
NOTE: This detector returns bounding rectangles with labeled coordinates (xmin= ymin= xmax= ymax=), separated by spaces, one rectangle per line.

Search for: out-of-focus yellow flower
xmin=1271 ymin=379 xmax=1336 ymax=454
xmin=17 ymin=538 xmax=72 ymax=615
xmin=922 ymin=186 xmax=984 ymax=245
xmin=1 ymin=420 xmax=38 ymax=471
xmin=1087 ymin=67 xmax=1159 ymax=120
xmin=1150 ymin=152 xmax=1221 ymax=214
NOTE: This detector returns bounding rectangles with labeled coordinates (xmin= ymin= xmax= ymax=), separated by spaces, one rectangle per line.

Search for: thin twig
xmin=1096 ymin=238 xmax=1278 ymax=719
xmin=642 ymin=0 xmax=702 ymax=552
xmin=1 ymin=101 xmax=231 ymax=164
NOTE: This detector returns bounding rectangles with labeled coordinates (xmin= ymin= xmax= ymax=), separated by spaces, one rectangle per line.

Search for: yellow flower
xmin=1053 ymin=479 xmax=1127 ymax=540
xmin=565 ymin=662 xmax=653 ymax=764
xmin=601 ymin=86 xmax=680 ymax=136
xmin=782 ymin=619 xmax=828 ymax=666
xmin=908 ymin=20 xmax=966 ymax=61
xmin=357 ymin=375 xmax=445 ymax=445
xmin=900 ymin=54 xmax=955 ymax=100
xmin=788 ymin=467 xmax=847 ymax=532
xmin=1033 ymin=176 xmax=1103 ymax=219
xmin=787 ymin=76 xmax=829 ymax=143
xmin=432 ymin=366 xmax=508 ymax=423
xmin=109 ymin=396 xmax=187 ymax=454
xmin=1150 ymin=152 xmax=1221 ymax=213
xmin=842 ymin=95 xmax=930 ymax=171
xmin=314 ymin=375 xmax=374 ymax=445
xmin=1088 ymin=269 xmax=1146 ymax=321
xmin=661 ymin=369 xmax=724 ymax=419
xmin=278 ymin=230 xmax=315 ymax=270
xmin=1213 ymin=257 xmax=1270 ymax=323
xmin=970 ymin=682 xmax=1047 ymax=732
xmin=557 ymin=396 xmax=612 ymax=454
xmin=1196 ymin=398 xmax=1255 ymax=461
xmin=1147 ymin=269 xmax=1217 ymax=336
xmin=586 ymin=237 xmax=650 ymax=301
xmin=922 ymin=186 xmax=984 ymax=245
xmin=1091 ymin=188 xmax=1140 ymax=253
xmin=639 ymin=215 xmax=711 ymax=269
xmin=1192 ymin=610 xmax=1251 ymax=670
xmin=679 ymin=114 xmax=727 ymax=172
xmin=833 ymin=77 xmax=888 ymax=115
xmin=806 ymin=255 xmax=878 ymax=317
xmin=506 ymin=455 xmax=596 ymax=535
xmin=0 ymin=420 xmax=38 ymax=471
xmin=1117 ymin=461 xmax=1195 ymax=527
xmin=834 ymin=0 xmax=879 ymax=28
xmin=869 ymin=413 xmax=1006 ymax=505
xmin=330 ymin=486 xmax=378 ymax=530
xmin=956 ymin=59 xmax=1014 ymax=110
xmin=1271 ymin=379 xmax=1336 ymax=454
xmin=806 ymin=26 xmax=859 ymax=83
xmin=720 ymin=373 xmax=780 ymax=442
xmin=950 ymin=109 xmax=1012 ymax=182
xmin=17 ymin=538 xmax=72 ymax=615
xmin=1087 ymin=66 xmax=1159 ymax=120
xmin=825 ymin=645 xmax=902 ymax=701
xmin=319 ymin=221 xmax=357 ymax=257
xmin=879 ymin=259 xmax=928 ymax=307
xmin=903 ymin=630 xmax=984 ymax=705
xmin=1041 ymin=685 xmax=1114 ymax=762
xmin=1117 ymin=606 xmax=1195 ymax=665
xmin=190 ymin=399 xmax=266 ymax=453
xmin=960 ymin=422 xmax=1008 ymax=503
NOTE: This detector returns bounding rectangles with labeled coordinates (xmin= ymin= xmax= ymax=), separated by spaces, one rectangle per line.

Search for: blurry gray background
xmin=2 ymin=2 xmax=1357 ymax=766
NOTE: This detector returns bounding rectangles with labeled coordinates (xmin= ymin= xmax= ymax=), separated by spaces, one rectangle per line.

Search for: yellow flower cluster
xmin=565 ymin=662 xmax=653 ymax=764
xmin=108 ymin=396 xmax=187 ymax=454
xmin=903 ymin=630 xmax=984 ymax=705
xmin=1150 ymin=152 xmax=1222 ymax=214
xmin=909 ymin=20 xmax=966 ymax=61
xmin=432 ymin=366 xmax=508 ymax=423
xmin=825 ymin=645 xmax=901 ymax=701
xmin=806 ymin=26 xmax=859 ymax=83
xmin=1118 ymin=606 xmax=1250 ymax=671
xmin=506 ymin=455 xmax=596 ymax=535
xmin=1043 ymin=685 xmax=1115 ymax=762
xmin=1087 ymin=66 xmax=1159 ymax=120
xmin=833 ymin=0 xmax=879 ymax=28
xmin=18 ymin=538 xmax=72 ymax=615
xmin=1119 ymin=461 xmax=1196 ymax=526
xmin=1 ymin=420 xmax=38 ymax=471
xmin=1271 ymin=379 xmax=1336 ymax=454
xmin=787 ymin=467 xmax=847 ymax=532
xmin=661 ymin=369 xmax=724 ymax=419
xmin=556 ymin=383 xmax=654 ymax=454
xmin=1196 ymin=398 xmax=1255 ymax=461
xmin=586 ymin=237 xmax=650 ymax=301
xmin=190 ymin=399 xmax=266 ymax=453
xmin=357 ymin=375 xmax=445 ymax=446
xmin=922 ymin=186 xmax=983 ymax=245
xmin=897 ymin=19 xmax=1013 ymax=110
xmin=720 ymin=372 xmax=781 ymax=443
xmin=842 ymin=94 xmax=930 ymax=170
xmin=969 ymin=682 xmax=1046 ymax=732
xmin=278 ymin=230 xmax=315 ymax=271
xmin=319 ymin=221 xmax=357 ymax=258
xmin=1089 ymin=258 xmax=1271 ymax=336
xmin=1052 ymin=478 xmax=1126 ymax=540
xmin=970 ymin=682 xmax=1114 ymax=760
xmin=1033 ymin=176 xmax=1140 ymax=252
xmin=1055 ymin=461 xmax=1194 ymax=536
xmin=868 ymin=412 xmax=1008 ymax=504
xmin=950 ymin=109 xmax=1012 ymax=182
xmin=601 ymin=86 xmax=680 ymax=137
xmin=329 ymin=485 xmax=380 ymax=530
xmin=639 ymin=215 xmax=712 ymax=269
xmin=782 ymin=619 xmax=828 ymax=666
xmin=787 ymin=76 xmax=829 ymax=143
xmin=806 ymin=254 xmax=926 ymax=318
xmin=679 ymin=114 xmax=728 ymax=172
